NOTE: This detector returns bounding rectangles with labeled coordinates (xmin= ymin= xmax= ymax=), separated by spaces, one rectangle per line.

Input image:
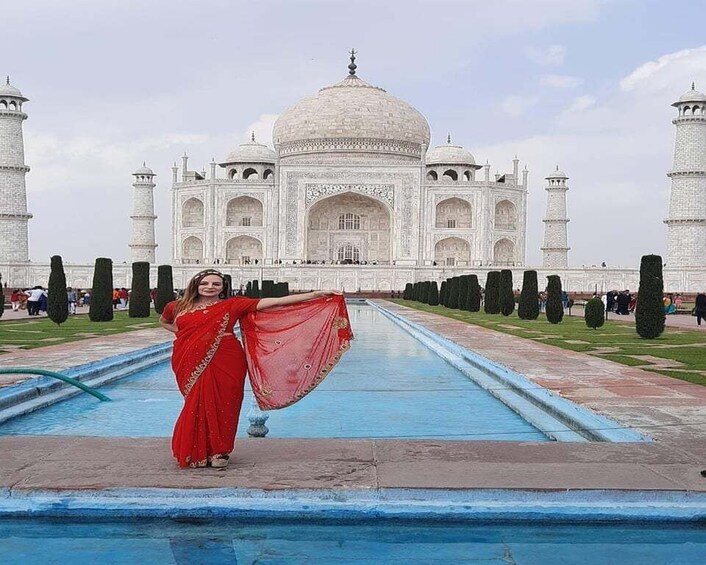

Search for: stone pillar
xmin=541 ymin=167 xmax=570 ymax=268
xmin=0 ymin=78 xmax=32 ymax=263
xmin=665 ymin=84 xmax=706 ymax=268
xmin=129 ymin=164 xmax=158 ymax=263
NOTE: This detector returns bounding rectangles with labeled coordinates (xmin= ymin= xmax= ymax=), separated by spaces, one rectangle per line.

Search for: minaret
xmin=0 ymin=77 xmax=32 ymax=263
xmin=129 ymin=164 xmax=158 ymax=263
xmin=541 ymin=166 xmax=570 ymax=268
xmin=665 ymin=83 xmax=706 ymax=268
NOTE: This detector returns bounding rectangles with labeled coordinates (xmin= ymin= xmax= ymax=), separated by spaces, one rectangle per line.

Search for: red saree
xmin=161 ymin=294 xmax=352 ymax=468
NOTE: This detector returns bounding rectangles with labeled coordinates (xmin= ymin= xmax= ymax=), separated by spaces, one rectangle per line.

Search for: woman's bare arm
xmin=256 ymin=290 xmax=341 ymax=311
xmin=159 ymin=318 xmax=178 ymax=333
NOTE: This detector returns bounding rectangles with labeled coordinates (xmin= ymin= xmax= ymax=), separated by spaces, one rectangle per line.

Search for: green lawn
xmin=391 ymin=300 xmax=706 ymax=386
xmin=0 ymin=311 xmax=161 ymax=353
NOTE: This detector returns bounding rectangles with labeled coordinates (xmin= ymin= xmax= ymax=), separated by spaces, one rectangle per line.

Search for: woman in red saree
xmin=160 ymin=270 xmax=352 ymax=468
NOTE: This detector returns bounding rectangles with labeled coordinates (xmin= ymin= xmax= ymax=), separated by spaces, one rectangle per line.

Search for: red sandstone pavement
xmin=0 ymin=300 xmax=705 ymax=493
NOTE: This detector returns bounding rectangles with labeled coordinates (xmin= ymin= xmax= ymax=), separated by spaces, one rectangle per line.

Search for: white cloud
xmin=620 ymin=46 xmax=706 ymax=92
xmin=500 ymin=96 xmax=540 ymax=117
xmin=527 ymin=45 xmax=567 ymax=66
xmin=540 ymin=74 xmax=583 ymax=88
xmin=243 ymin=114 xmax=279 ymax=147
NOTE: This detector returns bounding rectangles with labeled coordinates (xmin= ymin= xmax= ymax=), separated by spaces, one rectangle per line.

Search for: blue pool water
xmin=1 ymin=519 xmax=705 ymax=564
xmin=0 ymin=305 xmax=548 ymax=441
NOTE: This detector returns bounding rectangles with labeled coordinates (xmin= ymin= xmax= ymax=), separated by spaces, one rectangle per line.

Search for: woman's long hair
xmin=173 ymin=270 xmax=231 ymax=316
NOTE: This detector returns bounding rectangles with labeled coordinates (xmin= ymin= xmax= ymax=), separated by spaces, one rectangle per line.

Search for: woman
xmin=160 ymin=269 xmax=352 ymax=468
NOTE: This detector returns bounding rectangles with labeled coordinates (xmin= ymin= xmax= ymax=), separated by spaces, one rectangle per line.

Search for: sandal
xmin=210 ymin=455 xmax=229 ymax=468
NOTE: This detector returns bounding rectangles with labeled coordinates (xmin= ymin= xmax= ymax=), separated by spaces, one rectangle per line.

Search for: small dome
xmin=546 ymin=166 xmax=568 ymax=179
xmin=426 ymin=138 xmax=477 ymax=166
xmin=0 ymin=78 xmax=27 ymax=100
xmin=133 ymin=163 xmax=155 ymax=175
xmin=222 ymin=135 xmax=276 ymax=164
xmin=673 ymin=83 xmax=706 ymax=105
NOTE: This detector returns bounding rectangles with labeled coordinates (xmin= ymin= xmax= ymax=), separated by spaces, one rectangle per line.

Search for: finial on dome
xmin=692 ymin=81 xmax=696 ymax=91
xmin=251 ymin=131 xmax=256 ymax=142
xmin=447 ymin=133 xmax=451 ymax=144
xmin=348 ymin=48 xmax=357 ymax=76
xmin=556 ymin=165 xmax=560 ymax=171
xmin=5 ymin=76 xmax=9 ymax=85
xmin=142 ymin=161 xmax=146 ymax=167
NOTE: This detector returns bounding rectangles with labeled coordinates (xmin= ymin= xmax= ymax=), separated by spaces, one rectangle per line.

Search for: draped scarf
xmin=241 ymin=295 xmax=353 ymax=410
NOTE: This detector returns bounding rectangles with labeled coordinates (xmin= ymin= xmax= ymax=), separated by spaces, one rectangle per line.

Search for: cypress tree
xmin=89 ymin=257 xmax=114 ymax=322
xmin=280 ymin=282 xmax=290 ymax=297
xmin=545 ymin=275 xmax=564 ymax=324
xmin=128 ymin=262 xmax=151 ymax=318
xmin=458 ymin=275 xmax=470 ymax=310
xmin=499 ymin=269 xmax=515 ymax=316
xmin=0 ymin=291 xmax=4 ymax=319
xmin=246 ymin=281 xmax=253 ymax=297
xmin=635 ymin=254 xmax=665 ymax=339
xmin=448 ymin=277 xmax=460 ymax=309
xmin=584 ymin=297 xmax=605 ymax=329
xmin=223 ymin=274 xmax=233 ymax=297
xmin=484 ymin=271 xmax=501 ymax=314
xmin=47 ymin=255 xmax=69 ymax=325
xmin=155 ymin=265 xmax=174 ymax=315
xmin=428 ymin=281 xmax=439 ymax=305
xmin=467 ymin=275 xmax=481 ymax=312
xmin=403 ymin=283 xmax=413 ymax=300
xmin=252 ymin=280 xmax=260 ymax=298
xmin=517 ymin=270 xmax=540 ymax=320
xmin=261 ymin=280 xmax=275 ymax=298
xmin=439 ymin=281 xmax=447 ymax=306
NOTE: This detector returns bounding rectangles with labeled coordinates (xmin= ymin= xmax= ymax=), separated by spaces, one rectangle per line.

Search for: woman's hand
xmin=313 ymin=290 xmax=343 ymax=297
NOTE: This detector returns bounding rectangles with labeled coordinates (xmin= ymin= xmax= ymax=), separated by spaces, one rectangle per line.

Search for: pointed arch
xmin=225 ymin=235 xmax=262 ymax=265
xmin=494 ymin=200 xmax=517 ymax=230
xmin=493 ymin=238 xmax=515 ymax=265
xmin=226 ymin=196 xmax=263 ymax=226
xmin=182 ymin=197 xmax=204 ymax=227
xmin=182 ymin=236 xmax=203 ymax=263
xmin=434 ymin=237 xmax=471 ymax=266
xmin=435 ymin=197 xmax=472 ymax=229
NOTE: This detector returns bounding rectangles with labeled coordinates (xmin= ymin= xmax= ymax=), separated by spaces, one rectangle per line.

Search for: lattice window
xmin=338 ymin=213 xmax=361 ymax=230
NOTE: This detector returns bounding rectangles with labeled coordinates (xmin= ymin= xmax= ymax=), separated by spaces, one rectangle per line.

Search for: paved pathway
xmin=0 ymin=300 xmax=704 ymax=494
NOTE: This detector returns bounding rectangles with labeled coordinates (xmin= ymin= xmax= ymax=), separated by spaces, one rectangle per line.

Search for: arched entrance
xmin=306 ymin=192 xmax=391 ymax=264
xmin=493 ymin=238 xmax=515 ymax=265
xmin=435 ymin=197 xmax=472 ymax=229
xmin=226 ymin=236 xmax=262 ymax=265
xmin=434 ymin=237 xmax=471 ymax=266
xmin=182 ymin=236 xmax=204 ymax=264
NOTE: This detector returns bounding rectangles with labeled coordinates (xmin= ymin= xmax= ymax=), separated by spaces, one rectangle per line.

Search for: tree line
xmin=401 ymin=254 xmax=666 ymax=339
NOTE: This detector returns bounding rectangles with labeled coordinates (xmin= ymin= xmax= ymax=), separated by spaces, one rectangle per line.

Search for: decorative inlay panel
xmin=305 ymin=184 xmax=394 ymax=206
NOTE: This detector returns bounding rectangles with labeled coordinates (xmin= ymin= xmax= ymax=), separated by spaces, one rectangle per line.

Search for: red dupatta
xmin=241 ymin=295 xmax=353 ymax=410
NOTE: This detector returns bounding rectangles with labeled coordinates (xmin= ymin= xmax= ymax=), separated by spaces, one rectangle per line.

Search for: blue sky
xmin=3 ymin=0 xmax=706 ymax=266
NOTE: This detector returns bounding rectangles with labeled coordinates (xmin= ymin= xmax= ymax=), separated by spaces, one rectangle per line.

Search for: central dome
xmin=273 ymin=74 xmax=430 ymax=160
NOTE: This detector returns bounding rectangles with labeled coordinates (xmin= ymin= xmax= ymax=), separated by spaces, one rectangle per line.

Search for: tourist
xmin=118 ymin=287 xmax=129 ymax=309
xmin=67 ymin=287 xmax=77 ymax=315
xmin=112 ymin=288 xmax=120 ymax=309
xmin=10 ymin=289 xmax=22 ymax=311
xmin=82 ymin=291 xmax=91 ymax=307
xmin=37 ymin=287 xmax=48 ymax=314
xmin=24 ymin=286 xmax=45 ymax=316
xmin=694 ymin=292 xmax=706 ymax=327
xmin=159 ymin=269 xmax=352 ymax=469
xmin=674 ymin=293 xmax=684 ymax=311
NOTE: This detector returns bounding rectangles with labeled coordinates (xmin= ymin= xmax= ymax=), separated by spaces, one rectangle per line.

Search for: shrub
xmin=545 ymin=275 xmax=564 ymax=324
xmin=155 ymin=265 xmax=174 ymax=315
xmin=403 ymin=283 xmax=413 ymax=300
xmin=483 ymin=271 xmax=500 ymax=314
xmin=154 ymin=265 xmax=174 ymax=314
xmin=128 ymin=262 xmax=151 ymax=318
xmin=467 ymin=275 xmax=481 ymax=312
xmin=47 ymin=255 xmax=69 ymax=325
xmin=223 ymin=274 xmax=233 ymax=297
xmin=89 ymin=257 xmax=114 ymax=322
xmin=251 ymin=280 xmax=260 ymax=298
xmin=584 ymin=297 xmax=605 ymax=329
xmin=635 ymin=254 xmax=665 ymax=339
xmin=261 ymin=280 xmax=275 ymax=298
xmin=428 ymin=281 xmax=439 ymax=305
xmin=439 ymin=281 xmax=447 ymax=306
xmin=0 ymin=291 xmax=4 ymax=319
xmin=448 ymin=277 xmax=460 ymax=309
xmin=499 ymin=269 xmax=515 ymax=316
xmin=277 ymin=282 xmax=290 ymax=297
xmin=458 ymin=275 xmax=470 ymax=310
xmin=517 ymin=270 xmax=539 ymax=320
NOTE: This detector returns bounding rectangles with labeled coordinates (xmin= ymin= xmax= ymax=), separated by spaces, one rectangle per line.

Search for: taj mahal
xmin=1 ymin=54 xmax=705 ymax=292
